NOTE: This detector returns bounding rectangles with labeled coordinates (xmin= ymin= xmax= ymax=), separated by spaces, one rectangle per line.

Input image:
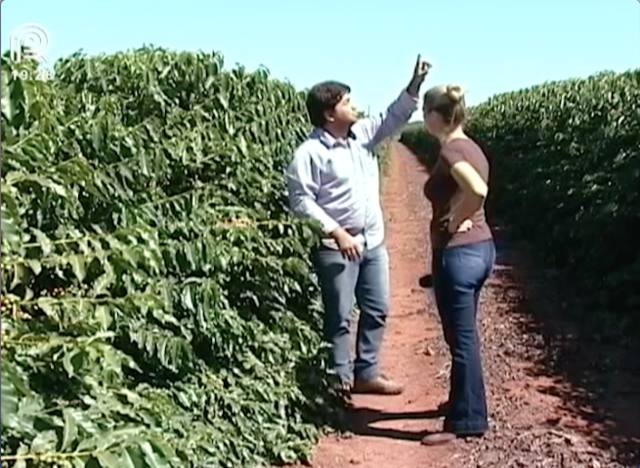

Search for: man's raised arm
xmin=355 ymin=55 xmax=431 ymax=149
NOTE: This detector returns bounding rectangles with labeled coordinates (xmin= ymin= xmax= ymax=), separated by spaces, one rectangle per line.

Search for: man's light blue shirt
xmin=286 ymin=90 xmax=418 ymax=250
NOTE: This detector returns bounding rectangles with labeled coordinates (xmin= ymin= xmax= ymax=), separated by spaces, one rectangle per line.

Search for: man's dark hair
xmin=305 ymin=81 xmax=351 ymax=127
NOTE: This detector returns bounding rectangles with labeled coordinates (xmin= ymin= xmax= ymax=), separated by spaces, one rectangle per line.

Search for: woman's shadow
xmin=348 ymin=407 xmax=443 ymax=441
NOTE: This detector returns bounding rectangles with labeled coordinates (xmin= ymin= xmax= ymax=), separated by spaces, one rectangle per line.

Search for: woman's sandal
xmin=421 ymin=432 xmax=457 ymax=446
xmin=421 ymin=429 xmax=484 ymax=446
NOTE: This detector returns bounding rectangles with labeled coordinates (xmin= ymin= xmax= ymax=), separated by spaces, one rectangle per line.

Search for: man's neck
xmin=323 ymin=123 xmax=351 ymax=140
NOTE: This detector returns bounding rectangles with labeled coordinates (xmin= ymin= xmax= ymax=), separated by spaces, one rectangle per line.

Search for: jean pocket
xmin=443 ymin=245 xmax=489 ymax=284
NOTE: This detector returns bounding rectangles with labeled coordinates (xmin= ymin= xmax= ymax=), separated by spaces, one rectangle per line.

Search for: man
xmin=286 ymin=56 xmax=430 ymax=396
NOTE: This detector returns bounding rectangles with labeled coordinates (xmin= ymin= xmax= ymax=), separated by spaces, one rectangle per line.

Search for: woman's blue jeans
xmin=432 ymin=239 xmax=496 ymax=435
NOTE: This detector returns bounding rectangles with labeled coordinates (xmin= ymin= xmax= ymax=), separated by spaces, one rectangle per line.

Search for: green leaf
xmin=157 ymin=338 xmax=168 ymax=368
xmin=93 ymin=272 xmax=114 ymax=295
xmin=0 ymin=213 xmax=22 ymax=249
xmin=151 ymin=309 xmax=180 ymax=328
xmin=12 ymin=444 xmax=29 ymax=468
xmin=238 ymin=135 xmax=248 ymax=156
xmin=1 ymin=368 xmax=20 ymax=427
xmin=69 ymin=254 xmax=87 ymax=281
xmin=95 ymin=305 xmax=112 ymax=330
xmin=30 ymin=429 xmax=58 ymax=453
xmin=97 ymin=451 xmax=121 ymax=468
xmin=124 ymin=445 xmax=146 ymax=468
xmin=32 ymin=229 xmax=53 ymax=256
xmin=62 ymin=349 xmax=79 ymax=377
xmin=60 ymin=408 xmax=78 ymax=451
xmin=36 ymin=297 xmax=58 ymax=319
xmin=71 ymin=458 xmax=86 ymax=468
xmin=8 ymin=77 xmax=26 ymax=129
xmin=10 ymin=263 xmax=27 ymax=289
xmin=181 ymin=287 xmax=195 ymax=313
xmin=92 ymin=121 xmax=104 ymax=151
xmin=26 ymin=259 xmax=42 ymax=275
xmin=219 ymin=92 xmax=229 ymax=110
xmin=140 ymin=441 xmax=170 ymax=468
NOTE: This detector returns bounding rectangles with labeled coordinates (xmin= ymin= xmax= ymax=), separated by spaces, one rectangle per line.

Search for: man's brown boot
xmin=352 ymin=375 xmax=404 ymax=395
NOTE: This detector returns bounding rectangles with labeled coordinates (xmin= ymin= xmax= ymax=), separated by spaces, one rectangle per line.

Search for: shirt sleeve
xmin=286 ymin=147 xmax=340 ymax=234
xmin=440 ymin=145 xmax=466 ymax=167
xmin=353 ymin=89 xmax=418 ymax=149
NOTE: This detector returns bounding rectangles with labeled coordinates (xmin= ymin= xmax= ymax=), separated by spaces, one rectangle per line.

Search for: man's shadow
xmin=347 ymin=407 xmax=442 ymax=441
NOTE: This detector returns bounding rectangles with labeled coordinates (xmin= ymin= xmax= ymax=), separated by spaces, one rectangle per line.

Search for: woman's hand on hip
xmin=448 ymin=218 xmax=473 ymax=234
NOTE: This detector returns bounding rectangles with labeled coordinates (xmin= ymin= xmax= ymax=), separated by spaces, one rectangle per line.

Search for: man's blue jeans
xmin=314 ymin=243 xmax=389 ymax=384
xmin=432 ymin=239 xmax=496 ymax=435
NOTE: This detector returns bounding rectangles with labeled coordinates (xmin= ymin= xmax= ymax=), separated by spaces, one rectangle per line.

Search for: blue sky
xmin=2 ymin=0 xmax=639 ymax=120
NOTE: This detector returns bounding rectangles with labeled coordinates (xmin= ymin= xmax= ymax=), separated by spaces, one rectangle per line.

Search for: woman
xmin=420 ymin=85 xmax=496 ymax=445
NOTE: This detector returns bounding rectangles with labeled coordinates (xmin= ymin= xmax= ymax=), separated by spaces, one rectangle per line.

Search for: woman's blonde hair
xmin=423 ymin=84 xmax=466 ymax=127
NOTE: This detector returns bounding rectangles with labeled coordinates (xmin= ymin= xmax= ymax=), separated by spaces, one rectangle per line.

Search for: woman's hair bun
xmin=446 ymin=85 xmax=464 ymax=103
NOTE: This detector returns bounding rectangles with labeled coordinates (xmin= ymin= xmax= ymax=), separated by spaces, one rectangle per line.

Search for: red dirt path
xmin=290 ymin=142 xmax=639 ymax=468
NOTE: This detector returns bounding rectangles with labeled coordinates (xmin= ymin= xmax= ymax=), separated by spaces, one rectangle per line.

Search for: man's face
xmin=326 ymin=93 xmax=359 ymax=126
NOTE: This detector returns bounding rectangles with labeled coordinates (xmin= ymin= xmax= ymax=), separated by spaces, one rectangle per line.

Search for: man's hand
xmin=331 ymin=228 xmax=363 ymax=261
xmin=407 ymin=54 xmax=431 ymax=97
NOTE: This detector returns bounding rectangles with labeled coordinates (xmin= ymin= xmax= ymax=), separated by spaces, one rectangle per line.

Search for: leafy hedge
xmin=1 ymin=48 xmax=339 ymax=467
xmin=398 ymin=121 xmax=440 ymax=171
xmin=401 ymin=69 xmax=640 ymax=326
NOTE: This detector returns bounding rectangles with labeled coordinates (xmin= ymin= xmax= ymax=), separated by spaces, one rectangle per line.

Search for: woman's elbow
xmin=472 ymin=185 xmax=488 ymax=200
xmin=463 ymin=180 xmax=487 ymax=200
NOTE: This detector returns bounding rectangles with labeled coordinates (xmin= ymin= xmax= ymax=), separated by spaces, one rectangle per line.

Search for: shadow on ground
xmin=491 ymin=224 xmax=640 ymax=466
